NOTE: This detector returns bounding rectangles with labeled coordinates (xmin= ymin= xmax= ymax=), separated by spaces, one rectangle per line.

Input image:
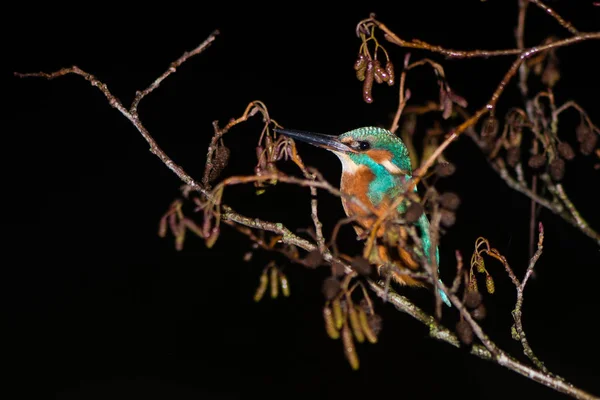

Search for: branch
xmin=513 ymin=222 xmax=547 ymax=373
xmin=15 ymin=30 xmax=220 ymax=200
xmin=17 ymin=31 xmax=599 ymax=400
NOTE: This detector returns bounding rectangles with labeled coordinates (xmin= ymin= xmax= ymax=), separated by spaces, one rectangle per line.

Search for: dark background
xmin=7 ymin=2 xmax=600 ymax=399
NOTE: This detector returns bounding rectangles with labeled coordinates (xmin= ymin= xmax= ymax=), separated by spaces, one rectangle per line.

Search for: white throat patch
xmin=334 ymin=152 xmax=361 ymax=175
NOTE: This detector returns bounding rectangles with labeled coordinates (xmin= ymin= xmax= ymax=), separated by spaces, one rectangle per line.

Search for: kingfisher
xmin=274 ymin=126 xmax=451 ymax=307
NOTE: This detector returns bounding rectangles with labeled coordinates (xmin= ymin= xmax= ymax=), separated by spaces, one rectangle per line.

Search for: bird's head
xmin=275 ymin=126 xmax=412 ymax=176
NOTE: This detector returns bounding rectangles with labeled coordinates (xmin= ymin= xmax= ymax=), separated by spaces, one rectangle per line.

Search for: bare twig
xmin=529 ymin=0 xmax=579 ymax=35
xmin=15 ymin=31 xmax=220 ymax=199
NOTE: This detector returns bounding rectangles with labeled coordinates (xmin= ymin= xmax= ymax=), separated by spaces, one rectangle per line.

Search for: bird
xmin=274 ymin=126 xmax=451 ymax=307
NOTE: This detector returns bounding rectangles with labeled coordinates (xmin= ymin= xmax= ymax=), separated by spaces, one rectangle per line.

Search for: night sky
xmin=7 ymin=2 xmax=600 ymax=399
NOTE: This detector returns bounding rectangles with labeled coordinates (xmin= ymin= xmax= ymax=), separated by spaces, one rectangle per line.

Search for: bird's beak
xmin=274 ymin=128 xmax=356 ymax=154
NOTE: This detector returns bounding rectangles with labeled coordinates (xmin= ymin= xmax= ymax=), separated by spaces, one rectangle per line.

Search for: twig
xmin=529 ymin=0 xmax=579 ymax=35
xmin=513 ymin=222 xmax=548 ymax=372
xmin=15 ymin=31 xmax=220 ymax=199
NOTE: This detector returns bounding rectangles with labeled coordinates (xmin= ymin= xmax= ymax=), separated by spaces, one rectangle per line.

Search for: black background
xmin=7 ymin=2 xmax=600 ymax=399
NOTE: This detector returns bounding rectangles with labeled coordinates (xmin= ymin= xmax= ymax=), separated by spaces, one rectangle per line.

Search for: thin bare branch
xmin=529 ymin=0 xmax=579 ymax=35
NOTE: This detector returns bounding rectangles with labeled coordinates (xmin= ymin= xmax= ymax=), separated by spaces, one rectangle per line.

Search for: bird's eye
xmin=357 ymin=141 xmax=371 ymax=151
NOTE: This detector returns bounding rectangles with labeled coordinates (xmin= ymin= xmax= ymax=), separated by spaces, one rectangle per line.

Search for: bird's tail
xmin=418 ymin=213 xmax=452 ymax=307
